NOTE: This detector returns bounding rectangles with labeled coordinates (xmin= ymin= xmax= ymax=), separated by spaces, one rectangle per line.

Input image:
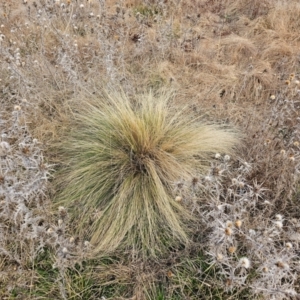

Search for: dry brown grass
xmin=1 ymin=0 xmax=300 ymax=299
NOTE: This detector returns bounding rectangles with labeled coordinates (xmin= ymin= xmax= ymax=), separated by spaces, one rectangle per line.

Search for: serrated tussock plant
xmin=55 ymin=89 xmax=239 ymax=257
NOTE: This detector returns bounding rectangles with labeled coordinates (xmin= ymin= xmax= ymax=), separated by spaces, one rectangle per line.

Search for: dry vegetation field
xmin=1 ymin=0 xmax=300 ymax=299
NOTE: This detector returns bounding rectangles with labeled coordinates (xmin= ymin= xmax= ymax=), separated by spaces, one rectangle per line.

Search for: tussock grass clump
xmin=56 ymin=89 xmax=239 ymax=257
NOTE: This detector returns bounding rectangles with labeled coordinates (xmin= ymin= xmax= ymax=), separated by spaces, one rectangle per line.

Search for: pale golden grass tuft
xmin=55 ymin=89 xmax=239 ymax=257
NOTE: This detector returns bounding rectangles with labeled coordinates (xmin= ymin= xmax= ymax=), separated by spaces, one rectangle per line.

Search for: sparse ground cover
xmin=1 ymin=0 xmax=300 ymax=299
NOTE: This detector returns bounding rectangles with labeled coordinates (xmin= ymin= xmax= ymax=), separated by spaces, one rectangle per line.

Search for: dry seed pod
xmin=228 ymin=246 xmax=237 ymax=254
xmin=225 ymin=227 xmax=233 ymax=236
xmin=235 ymin=219 xmax=242 ymax=228
xmin=175 ymin=196 xmax=182 ymax=202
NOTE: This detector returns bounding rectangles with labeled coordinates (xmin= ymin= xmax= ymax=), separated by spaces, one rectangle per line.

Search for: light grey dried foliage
xmin=0 ymin=109 xmax=87 ymax=286
xmin=183 ymin=153 xmax=300 ymax=299
xmin=0 ymin=110 xmax=48 ymax=263
xmin=174 ymin=84 xmax=300 ymax=298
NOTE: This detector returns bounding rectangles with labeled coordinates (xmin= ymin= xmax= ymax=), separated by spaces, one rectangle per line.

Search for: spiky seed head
xmin=274 ymin=220 xmax=283 ymax=229
xmin=215 ymin=153 xmax=221 ymax=159
xmin=232 ymin=178 xmax=238 ymax=185
xmin=276 ymin=261 xmax=289 ymax=270
xmin=289 ymin=154 xmax=295 ymax=161
xmin=175 ymin=196 xmax=182 ymax=202
xmin=226 ymin=221 xmax=233 ymax=228
xmin=239 ymin=257 xmax=250 ymax=269
xmin=275 ymin=214 xmax=283 ymax=221
xmin=58 ymin=206 xmax=67 ymax=218
xmin=270 ymin=95 xmax=276 ymax=100
xmin=235 ymin=219 xmax=242 ymax=228
xmin=58 ymin=206 xmax=65 ymax=212
xmin=224 ymin=155 xmax=230 ymax=161
xmin=217 ymin=253 xmax=223 ymax=261
xmin=205 ymin=176 xmax=212 ymax=182
xmin=280 ymin=149 xmax=286 ymax=156
xmin=262 ymin=266 xmax=269 ymax=273
xmin=238 ymin=181 xmax=245 ymax=188
xmin=167 ymin=271 xmax=173 ymax=278
xmin=249 ymin=229 xmax=256 ymax=236
xmin=47 ymin=228 xmax=54 ymax=234
xmin=265 ymin=139 xmax=271 ymax=145
xmin=225 ymin=227 xmax=233 ymax=236
xmin=228 ymin=246 xmax=236 ymax=254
